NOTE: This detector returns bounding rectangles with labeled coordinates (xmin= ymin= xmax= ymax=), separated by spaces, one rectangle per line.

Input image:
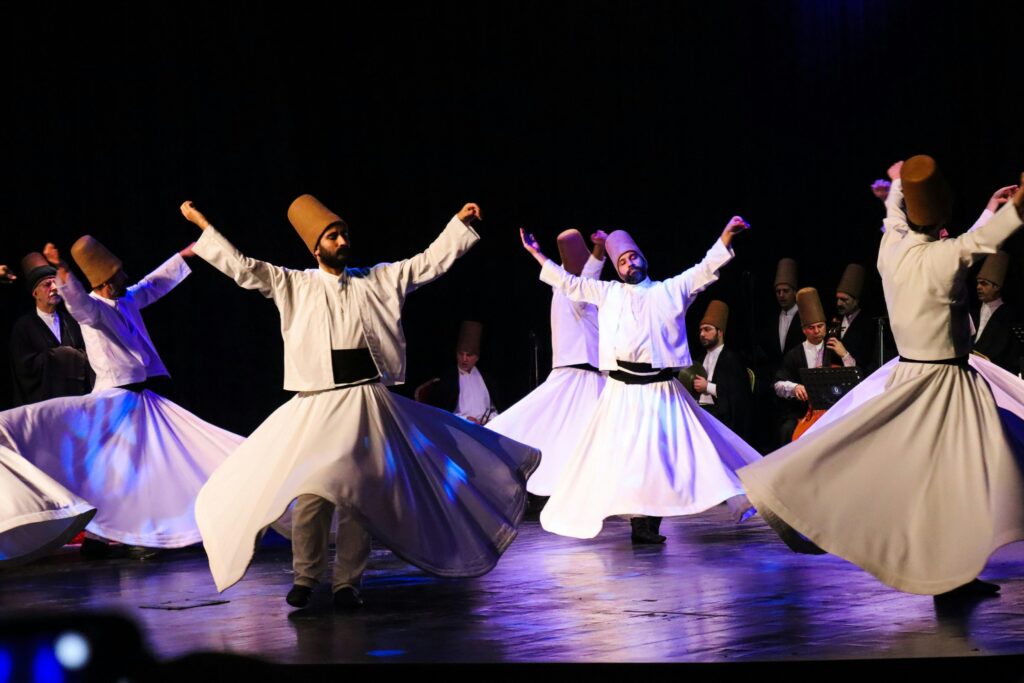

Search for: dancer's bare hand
xmin=520 ymin=227 xmax=541 ymax=253
xmin=458 ymin=203 xmax=482 ymax=224
xmin=986 ymin=185 xmax=1019 ymax=213
xmin=179 ymin=242 xmax=197 ymax=259
xmin=43 ymin=242 xmax=60 ymax=265
xmin=180 ymin=201 xmax=211 ymax=230
xmin=590 ymin=230 xmax=608 ymax=246
xmin=887 ymin=161 xmax=903 ymax=181
xmin=0 ymin=265 xmax=14 ymax=283
xmin=795 ymin=385 xmax=809 ymax=402
xmin=870 ymin=179 xmax=891 ymax=201
xmin=55 ymin=262 xmax=70 ymax=284
xmin=720 ymin=216 xmax=750 ymax=248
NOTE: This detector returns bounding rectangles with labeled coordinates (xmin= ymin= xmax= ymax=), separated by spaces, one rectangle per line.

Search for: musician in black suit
xmin=973 ymin=251 xmax=1020 ymax=373
xmin=835 ymin=263 xmax=877 ymax=374
xmin=10 ymin=252 xmax=93 ymax=405
xmin=692 ymin=300 xmax=753 ymax=443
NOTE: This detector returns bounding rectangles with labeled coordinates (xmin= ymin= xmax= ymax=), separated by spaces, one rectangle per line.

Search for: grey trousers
xmin=291 ymin=494 xmax=371 ymax=592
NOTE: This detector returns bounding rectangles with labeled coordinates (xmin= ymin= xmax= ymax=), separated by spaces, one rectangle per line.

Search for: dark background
xmin=2 ymin=1 xmax=1022 ymax=433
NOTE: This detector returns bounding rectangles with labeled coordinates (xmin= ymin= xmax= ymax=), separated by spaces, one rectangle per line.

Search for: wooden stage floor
xmin=2 ymin=505 xmax=1024 ymax=672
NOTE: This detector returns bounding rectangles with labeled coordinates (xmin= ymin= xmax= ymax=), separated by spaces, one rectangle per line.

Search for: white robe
xmin=192 ymin=220 xmax=540 ymax=591
xmin=487 ymin=254 xmax=607 ymax=496
xmin=739 ymin=189 xmax=1024 ymax=594
xmin=536 ymin=238 xmax=761 ymax=538
xmin=0 ymin=445 xmax=95 ymax=566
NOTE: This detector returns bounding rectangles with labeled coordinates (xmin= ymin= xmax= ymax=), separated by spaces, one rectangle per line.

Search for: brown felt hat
xmin=978 ymin=251 xmax=1009 ymax=288
xmin=837 ymin=263 xmax=866 ymax=299
xmin=700 ymin=300 xmax=729 ymax=333
xmin=901 ymin=155 xmax=952 ymax=228
xmin=20 ymin=252 xmax=57 ymax=292
xmin=71 ymin=236 xmax=122 ymax=288
xmin=457 ymin=320 xmax=482 ymax=355
xmin=287 ymin=194 xmax=347 ymax=254
xmin=796 ymin=287 xmax=826 ymax=327
xmin=606 ymin=230 xmax=645 ymax=275
xmin=775 ymin=258 xmax=798 ymax=289
xmin=557 ymin=229 xmax=591 ymax=277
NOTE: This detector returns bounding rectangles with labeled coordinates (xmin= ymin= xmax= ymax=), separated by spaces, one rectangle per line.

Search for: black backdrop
xmin=3 ymin=1 xmax=1022 ymax=433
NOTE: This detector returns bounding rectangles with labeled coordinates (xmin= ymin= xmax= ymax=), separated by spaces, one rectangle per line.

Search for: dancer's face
xmin=456 ymin=350 xmax=479 ymax=373
xmin=698 ymin=324 xmax=722 ymax=349
xmin=976 ymin=278 xmax=1001 ymax=303
xmin=96 ymin=270 xmax=129 ymax=299
xmin=316 ymin=223 xmax=351 ymax=270
xmin=803 ymin=322 xmax=826 ymax=345
xmin=835 ymin=292 xmax=859 ymax=316
xmin=616 ymin=251 xmax=647 ymax=284
xmin=775 ymin=284 xmax=796 ymax=310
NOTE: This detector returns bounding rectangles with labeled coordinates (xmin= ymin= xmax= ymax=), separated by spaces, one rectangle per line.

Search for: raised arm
xmin=662 ymin=216 xmax=748 ymax=307
xmin=380 ymin=203 xmax=482 ymax=294
xmin=522 ymin=228 xmax=612 ymax=305
xmin=180 ymin=200 xmax=291 ymax=298
xmin=54 ymin=263 xmax=103 ymax=325
xmin=128 ymin=251 xmax=192 ymax=309
xmin=945 ymin=176 xmax=1024 ymax=268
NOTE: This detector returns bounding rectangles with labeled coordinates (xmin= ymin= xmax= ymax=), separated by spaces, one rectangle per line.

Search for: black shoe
xmin=630 ymin=517 xmax=666 ymax=545
xmin=286 ymin=584 xmax=313 ymax=608
xmin=935 ymin=579 xmax=1001 ymax=600
xmin=127 ymin=546 xmax=162 ymax=561
xmin=333 ymin=586 xmax=364 ymax=610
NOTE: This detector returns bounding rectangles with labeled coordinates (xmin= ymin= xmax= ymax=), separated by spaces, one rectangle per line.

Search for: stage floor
xmin=2 ymin=505 xmax=1023 ymax=666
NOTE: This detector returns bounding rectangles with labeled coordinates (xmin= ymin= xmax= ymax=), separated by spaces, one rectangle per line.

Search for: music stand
xmin=798 ymin=367 xmax=864 ymax=411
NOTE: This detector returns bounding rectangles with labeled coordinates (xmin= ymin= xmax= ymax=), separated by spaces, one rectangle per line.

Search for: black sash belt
xmin=609 ymin=360 xmax=676 ymax=385
xmin=898 ymin=355 xmax=969 ymax=367
xmin=117 ymin=375 xmax=173 ymax=394
xmin=560 ymin=362 xmax=602 ymax=374
xmin=332 ymin=348 xmax=381 ymax=386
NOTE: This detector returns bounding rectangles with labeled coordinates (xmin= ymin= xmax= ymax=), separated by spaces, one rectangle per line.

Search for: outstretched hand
xmin=0 ymin=265 xmax=15 ymax=283
xmin=720 ymin=215 xmax=750 ymax=248
xmin=43 ymin=242 xmax=60 ymax=266
xmin=986 ymin=185 xmax=1019 ymax=213
xmin=179 ymin=242 xmax=197 ymax=259
xmin=590 ymin=229 xmax=608 ymax=246
xmin=458 ymin=203 xmax=482 ymax=225
xmin=870 ymin=179 xmax=891 ymax=202
xmin=887 ymin=161 xmax=903 ymax=182
xmin=180 ymin=201 xmax=211 ymax=230
xmin=520 ymin=227 xmax=549 ymax=267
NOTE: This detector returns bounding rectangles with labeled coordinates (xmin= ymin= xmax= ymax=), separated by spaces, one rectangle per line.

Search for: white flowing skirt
xmin=0 ymin=389 xmax=242 ymax=548
xmin=0 ymin=445 xmax=95 ymax=566
xmin=540 ymin=377 xmax=762 ymax=539
xmin=739 ymin=356 xmax=1024 ymax=594
xmin=487 ymin=367 xmax=606 ymax=496
xmin=195 ymin=383 xmax=541 ymax=592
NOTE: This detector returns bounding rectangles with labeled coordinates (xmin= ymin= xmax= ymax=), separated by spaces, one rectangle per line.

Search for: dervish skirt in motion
xmin=486 ymin=366 xmax=606 ymax=496
xmin=195 ymin=383 xmax=541 ymax=592
xmin=0 ymin=445 xmax=95 ymax=566
xmin=739 ymin=356 xmax=1024 ymax=594
xmin=0 ymin=389 xmax=242 ymax=548
xmin=539 ymin=376 xmax=762 ymax=539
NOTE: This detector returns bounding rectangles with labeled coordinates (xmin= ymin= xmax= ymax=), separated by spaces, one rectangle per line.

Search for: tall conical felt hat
xmin=901 ymin=154 xmax=952 ymax=228
xmin=71 ymin=236 xmax=122 ymax=288
xmin=700 ymin=300 xmax=729 ymax=333
xmin=796 ymin=287 xmax=826 ymax=327
xmin=20 ymin=252 xmax=57 ymax=291
xmin=837 ymin=263 xmax=866 ymax=299
xmin=287 ymin=194 xmax=346 ymax=254
xmin=457 ymin=320 xmax=483 ymax=355
xmin=605 ymin=230 xmax=644 ymax=274
xmin=557 ymin=229 xmax=590 ymax=276
xmin=978 ymin=251 xmax=1009 ymax=288
xmin=775 ymin=258 xmax=798 ymax=288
